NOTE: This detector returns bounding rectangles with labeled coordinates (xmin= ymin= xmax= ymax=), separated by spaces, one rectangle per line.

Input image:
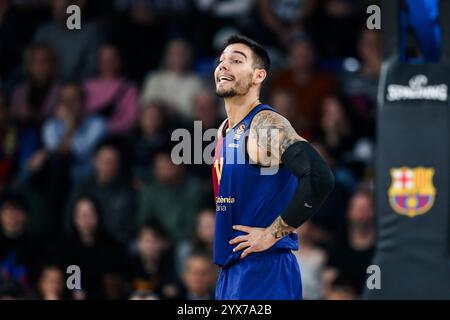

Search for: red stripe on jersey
xmin=212 ymin=132 xmax=225 ymax=199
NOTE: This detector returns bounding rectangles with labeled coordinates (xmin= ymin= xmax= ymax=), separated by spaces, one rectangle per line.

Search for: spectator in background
xmin=42 ymin=83 xmax=106 ymax=183
xmin=0 ymin=91 xmax=19 ymax=190
xmin=324 ymin=274 xmax=359 ymax=300
xmin=1 ymin=89 xmax=41 ymax=188
xmin=326 ymin=187 xmax=375 ymax=295
xmin=269 ymin=89 xmax=300 ymax=132
xmin=340 ymin=29 xmax=381 ymax=137
xmin=137 ymin=152 xmax=204 ymax=245
xmin=0 ymin=191 xmax=38 ymax=293
xmin=315 ymin=93 xmax=357 ymax=163
xmin=269 ymin=35 xmax=336 ymax=137
xmin=129 ymin=222 xmax=180 ymax=300
xmin=35 ymin=265 xmax=66 ymax=300
xmin=65 ymin=141 xmax=136 ymax=244
xmin=140 ymin=38 xmax=204 ymax=119
xmin=254 ymin=0 xmax=315 ymax=49
xmin=294 ymin=221 xmax=327 ymax=300
xmin=131 ymin=101 xmax=171 ymax=174
xmin=181 ymin=252 xmax=215 ymax=300
xmin=62 ymin=194 xmax=127 ymax=300
xmin=34 ymin=0 xmax=101 ymax=81
xmin=107 ymin=0 xmax=168 ymax=82
xmin=2 ymin=90 xmax=56 ymax=236
xmin=176 ymin=208 xmax=215 ymax=277
xmin=308 ymin=141 xmax=353 ymax=246
xmin=304 ymin=0 xmax=363 ymax=59
xmin=192 ymin=90 xmax=223 ymax=129
xmin=84 ymin=44 xmax=139 ymax=136
xmin=190 ymin=209 xmax=215 ymax=257
xmin=191 ymin=0 xmax=254 ymax=58
xmin=188 ymin=90 xmax=223 ymax=182
xmin=10 ymin=43 xmax=61 ymax=127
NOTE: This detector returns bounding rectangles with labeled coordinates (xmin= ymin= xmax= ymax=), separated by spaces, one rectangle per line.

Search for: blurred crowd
xmin=0 ymin=0 xmax=380 ymax=300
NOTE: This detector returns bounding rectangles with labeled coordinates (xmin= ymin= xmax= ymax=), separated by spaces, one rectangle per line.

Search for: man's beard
xmin=216 ymin=74 xmax=253 ymax=98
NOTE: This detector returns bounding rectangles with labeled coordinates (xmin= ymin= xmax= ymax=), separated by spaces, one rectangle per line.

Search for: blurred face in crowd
xmin=193 ymin=91 xmax=220 ymax=129
xmin=320 ymin=95 xmax=349 ymax=133
xmin=140 ymin=103 xmax=164 ymax=136
xmin=166 ymin=39 xmax=191 ymax=74
xmin=270 ymin=90 xmax=296 ymax=123
xmin=183 ymin=256 xmax=213 ymax=297
xmin=347 ymin=191 xmax=374 ymax=228
xmin=137 ymin=227 xmax=167 ymax=261
xmin=0 ymin=203 xmax=27 ymax=238
xmin=289 ymin=40 xmax=314 ymax=72
xmin=154 ymin=153 xmax=184 ymax=186
xmin=94 ymin=146 xmax=120 ymax=184
xmin=73 ymin=198 xmax=99 ymax=237
xmin=26 ymin=46 xmax=56 ymax=84
xmin=358 ymin=29 xmax=381 ymax=69
xmin=325 ymin=0 xmax=353 ymax=18
xmin=38 ymin=266 xmax=65 ymax=300
xmin=326 ymin=287 xmax=358 ymax=300
xmin=98 ymin=45 xmax=121 ymax=78
xmin=196 ymin=209 xmax=215 ymax=246
xmin=215 ymin=43 xmax=266 ymax=98
xmin=57 ymin=84 xmax=85 ymax=121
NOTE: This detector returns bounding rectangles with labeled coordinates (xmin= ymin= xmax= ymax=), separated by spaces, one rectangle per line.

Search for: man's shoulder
xmin=249 ymin=107 xmax=289 ymax=130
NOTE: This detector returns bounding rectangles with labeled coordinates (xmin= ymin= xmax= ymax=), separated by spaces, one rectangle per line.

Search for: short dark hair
xmin=223 ymin=35 xmax=271 ymax=71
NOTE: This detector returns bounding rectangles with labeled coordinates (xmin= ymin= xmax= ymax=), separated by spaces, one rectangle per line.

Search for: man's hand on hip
xmin=229 ymin=225 xmax=278 ymax=259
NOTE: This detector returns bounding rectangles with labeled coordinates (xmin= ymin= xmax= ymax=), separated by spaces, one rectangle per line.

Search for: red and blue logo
xmin=388 ymin=167 xmax=436 ymax=217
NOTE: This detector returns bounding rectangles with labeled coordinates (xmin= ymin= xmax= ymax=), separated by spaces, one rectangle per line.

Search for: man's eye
xmin=233 ymin=60 xmax=241 ymax=64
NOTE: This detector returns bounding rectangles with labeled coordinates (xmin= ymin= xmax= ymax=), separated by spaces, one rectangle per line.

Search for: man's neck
xmin=224 ymin=94 xmax=261 ymax=128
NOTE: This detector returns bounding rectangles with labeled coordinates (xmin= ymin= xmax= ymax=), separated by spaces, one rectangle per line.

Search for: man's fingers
xmin=229 ymin=235 xmax=249 ymax=245
xmin=233 ymin=225 xmax=252 ymax=233
xmin=233 ymin=241 xmax=251 ymax=252
xmin=240 ymin=246 xmax=253 ymax=259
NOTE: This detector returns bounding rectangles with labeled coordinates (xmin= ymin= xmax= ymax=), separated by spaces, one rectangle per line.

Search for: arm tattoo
xmin=268 ymin=216 xmax=296 ymax=239
xmin=249 ymin=110 xmax=301 ymax=165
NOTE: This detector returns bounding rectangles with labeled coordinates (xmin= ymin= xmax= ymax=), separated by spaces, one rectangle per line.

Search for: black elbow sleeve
xmin=280 ymin=141 xmax=335 ymax=228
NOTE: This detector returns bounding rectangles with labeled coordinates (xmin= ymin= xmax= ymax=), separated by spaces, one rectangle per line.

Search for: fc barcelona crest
xmin=234 ymin=124 xmax=246 ymax=140
xmin=388 ymin=167 xmax=436 ymax=218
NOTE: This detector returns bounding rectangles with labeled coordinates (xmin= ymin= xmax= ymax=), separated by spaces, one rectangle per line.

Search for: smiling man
xmin=212 ymin=35 xmax=335 ymax=300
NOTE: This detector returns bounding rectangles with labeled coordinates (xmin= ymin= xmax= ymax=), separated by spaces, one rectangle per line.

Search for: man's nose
xmin=219 ymin=61 xmax=230 ymax=71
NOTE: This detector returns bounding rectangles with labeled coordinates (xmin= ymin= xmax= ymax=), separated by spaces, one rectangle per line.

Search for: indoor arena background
xmin=0 ymin=0 xmax=448 ymax=300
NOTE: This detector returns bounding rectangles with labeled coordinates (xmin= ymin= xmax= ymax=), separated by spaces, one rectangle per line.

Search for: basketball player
xmin=212 ymin=35 xmax=335 ymax=300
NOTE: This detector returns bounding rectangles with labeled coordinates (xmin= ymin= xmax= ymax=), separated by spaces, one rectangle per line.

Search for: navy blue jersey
xmin=212 ymin=104 xmax=298 ymax=267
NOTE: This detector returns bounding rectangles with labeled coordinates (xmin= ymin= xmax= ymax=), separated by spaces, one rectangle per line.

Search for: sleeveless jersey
xmin=212 ymin=104 xmax=299 ymax=267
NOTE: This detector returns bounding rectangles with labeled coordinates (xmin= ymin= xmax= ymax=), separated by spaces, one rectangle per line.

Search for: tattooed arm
xmin=247 ymin=110 xmax=306 ymax=166
xmin=230 ymin=110 xmax=334 ymax=259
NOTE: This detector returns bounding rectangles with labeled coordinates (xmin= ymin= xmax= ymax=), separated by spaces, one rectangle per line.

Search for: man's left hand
xmin=229 ymin=225 xmax=278 ymax=259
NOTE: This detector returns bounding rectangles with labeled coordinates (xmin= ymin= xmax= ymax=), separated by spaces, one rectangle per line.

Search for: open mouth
xmin=217 ymin=74 xmax=234 ymax=83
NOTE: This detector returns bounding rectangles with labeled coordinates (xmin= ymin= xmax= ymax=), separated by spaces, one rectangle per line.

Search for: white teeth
xmin=219 ymin=75 xmax=233 ymax=82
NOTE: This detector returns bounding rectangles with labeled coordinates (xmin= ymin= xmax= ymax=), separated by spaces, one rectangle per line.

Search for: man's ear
xmin=253 ymin=68 xmax=267 ymax=85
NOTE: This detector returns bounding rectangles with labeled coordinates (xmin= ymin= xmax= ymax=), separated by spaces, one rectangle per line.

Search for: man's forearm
xmin=279 ymin=141 xmax=335 ymax=229
xmin=267 ymin=216 xmax=296 ymax=239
